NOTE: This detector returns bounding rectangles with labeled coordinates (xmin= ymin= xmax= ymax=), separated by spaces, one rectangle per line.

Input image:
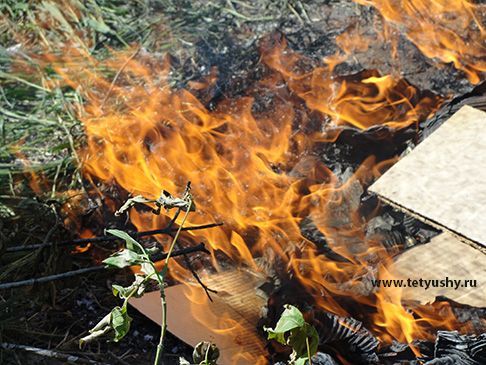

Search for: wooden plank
xmin=369 ymin=106 xmax=486 ymax=247
xmin=392 ymin=232 xmax=486 ymax=307
xmin=129 ymin=269 xmax=268 ymax=365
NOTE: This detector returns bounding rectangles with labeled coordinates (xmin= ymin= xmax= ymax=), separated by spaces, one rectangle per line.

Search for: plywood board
xmin=129 ymin=269 xmax=268 ymax=365
xmin=369 ymin=106 xmax=486 ymax=247
xmin=392 ymin=232 xmax=486 ymax=307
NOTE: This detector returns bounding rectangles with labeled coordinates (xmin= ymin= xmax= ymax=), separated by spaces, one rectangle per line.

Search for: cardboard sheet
xmin=392 ymin=232 xmax=486 ymax=307
xmin=129 ymin=269 xmax=267 ymax=365
xmin=369 ymin=106 xmax=486 ymax=247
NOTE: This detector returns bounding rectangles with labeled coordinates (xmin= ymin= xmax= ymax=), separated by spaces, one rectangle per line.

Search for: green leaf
xmin=266 ymin=327 xmax=286 ymax=344
xmin=79 ymin=312 xmax=111 ymax=347
xmin=288 ymin=328 xmax=308 ymax=359
xmin=264 ymin=305 xmax=319 ymax=365
xmin=106 ymin=229 xmax=142 ymax=253
xmin=90 ymin=312 xmax=111 ymax=333
xmin=103 ymin=249 xmax=144 ymax=268
xmin=141 ymin=262 xmax=156 ymax=277
xmin=112 ymin=274 xmax=146 ymax=299
xmin=111 ymin=284 xmax=128 ymax=298
xmin=293 ymin=358 xmax=308 ymax=365
xmin=111 ymin=306 xmax=131 ymax=342
xmin=289 ymin=323 xmax=319 ymax=359
xmin=141 ymin=262 xmax=166 ymax=282
xmin=266 ymin=304 xmax=305 ymax=340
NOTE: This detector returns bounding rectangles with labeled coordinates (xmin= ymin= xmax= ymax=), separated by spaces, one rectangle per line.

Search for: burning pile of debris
xmin=124 ymin=32 xmax=486 ymax=365
xmin=1 ymin=0 xmax=486 ymax=364
xmin=260 ymin=102 xmax=486 ymax=365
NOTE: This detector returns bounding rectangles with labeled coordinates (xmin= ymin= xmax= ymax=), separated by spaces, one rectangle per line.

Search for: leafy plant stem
xmin=155 ymin=199 xmax=193 ymax=365
xmin=306 ymin=337 xmax=312 ymax=365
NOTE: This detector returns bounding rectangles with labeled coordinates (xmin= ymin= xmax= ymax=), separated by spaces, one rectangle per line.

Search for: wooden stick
xmin=6 ymin=223 xmax=223 ymax=252
xmin=0 ymin=342 xmax=106 ymax=364
xmin=0 ymin=243 xmax=209 ymax=290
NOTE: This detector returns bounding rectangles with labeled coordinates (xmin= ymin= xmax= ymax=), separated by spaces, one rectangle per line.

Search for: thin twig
xmin=6 ymin=222 xmax=223 ymax=252
xmin=0 ymin=342 xmax=106 ymax=364
xmin=171 ymin=232 xmax=217 ymax=302
xmin=167 ymin=208 xmax=181 ymax=230
xmin=306 ymin=337 xmax=313 ymax=365
xmin=100 ymin=47 xmax=140 ymax=108
xmin=182 ymin=253 xmax=217 ymax=301
xmin=0 ymin=243 xmax=208 ymax=290
xmin=0 ymin=266 xmax=104 ymax=290
xmin=107 ymin=351 xmax=132 ymax=365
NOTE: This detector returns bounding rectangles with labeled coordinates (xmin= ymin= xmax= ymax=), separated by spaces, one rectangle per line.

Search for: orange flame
xmin=261 ymin=36 xmax=441 ymax=130
xmin=71 ymin=228 xmax=93 ymax=254
xmin=354 ymin=0 xmax=486 ymax=84
xmin=45 ymin=40 xmax=453 ymax=351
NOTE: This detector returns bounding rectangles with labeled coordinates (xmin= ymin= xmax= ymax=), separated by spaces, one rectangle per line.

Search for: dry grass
xmin=0 ymin=1 xmax=306 ymax=363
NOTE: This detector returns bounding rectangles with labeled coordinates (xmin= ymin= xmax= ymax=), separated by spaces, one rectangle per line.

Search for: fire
xmin=43 ymin=39 xmax=451 ymax=354
xmin=72 ymin=228 xmax=94 ymax=254
xmin=11 ymin=3 xmax=481 ymax=361
xmin=261 ymin=36 xmax=441 ymax=130
xmin=41 ymin=39 xmax=448 ymax=352
xmin=373 ymin=265 xmax=419 ymax=348
xmin=354 ymin=0 xmax=486 ymax=84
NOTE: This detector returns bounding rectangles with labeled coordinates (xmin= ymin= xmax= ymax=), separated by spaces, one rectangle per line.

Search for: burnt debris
xmin=266 ymin=301 xmax=486 ymax=364
xmin=313 ymin=310 xmax=380 ymax=364
xmin=421 ymin=331 xmax=486 ymax=365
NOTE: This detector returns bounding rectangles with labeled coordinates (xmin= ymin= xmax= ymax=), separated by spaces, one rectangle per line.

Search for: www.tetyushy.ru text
xmin=371 ymin=277 xmax=477 ymax=290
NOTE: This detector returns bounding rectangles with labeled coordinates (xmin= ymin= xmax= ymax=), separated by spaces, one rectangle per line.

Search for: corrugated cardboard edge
xmin=369 ymin=105 xmax=486 ymax=250
xmin=374 ymin=194 xmax=486 ymax=255
xmin=392 ymin=232 xmax=486 ymax=306
xmin=129 ymin=269 xmax=268 ymax=365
